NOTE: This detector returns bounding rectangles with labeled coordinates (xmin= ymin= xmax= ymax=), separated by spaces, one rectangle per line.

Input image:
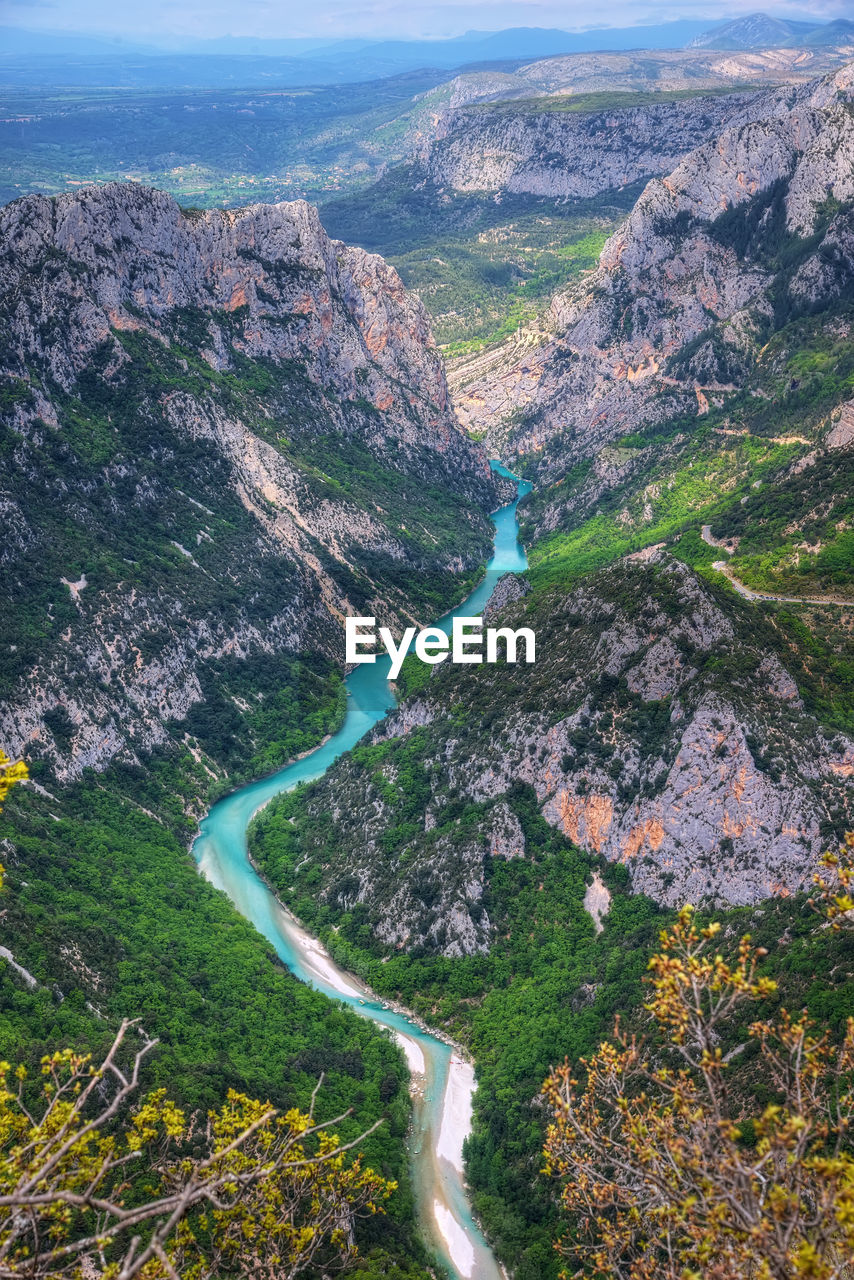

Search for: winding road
xmin=700 ymin=525 xmax=851 ymax=607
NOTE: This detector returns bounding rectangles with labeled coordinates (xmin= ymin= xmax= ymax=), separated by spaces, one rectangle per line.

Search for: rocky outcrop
xmin=400 ymin=46 xmax=850 ymax=159
xmin=0 ymin=184 xmax=482 ymax=462
xmin=452 ymin=63 xmax=854 ymax=526
xmin=262 ymin=555 xmax=852 ymax=953
xmin=827 ymin=400 xmax=854 ymax=451
xmin=583 ymin=871 xmax=611 ymax=934
xmin=405 ymin=50 xmax=853 ymax=204
xmin=415 ymin=93 xmax=755 ymax=198
xmin=0 ymin=183 xmax=500 ymax=780
xmin=482 ymin=572 xmax=530 ymax=620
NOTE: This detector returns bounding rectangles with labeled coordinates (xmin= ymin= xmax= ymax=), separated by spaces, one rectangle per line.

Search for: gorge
xmin=1 ymin=46 xmax=854 ymax=1280
xmin=193 ymin=462 xmax=531 ymax=1280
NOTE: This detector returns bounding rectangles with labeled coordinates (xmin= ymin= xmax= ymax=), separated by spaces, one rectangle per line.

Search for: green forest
xmin=0 ymin=759 xmax=434 ymax=1278
xmin=323 ymin=177 xmax=635 ymax=347
xmin=251 ymin=772 xmax=854 ymax=1278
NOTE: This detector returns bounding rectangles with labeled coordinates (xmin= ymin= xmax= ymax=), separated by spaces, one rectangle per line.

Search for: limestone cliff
xmin=453 ymin=62 xmax=854 ymax=518
xmin=416 ymin=93 xmax=757 ymax=199
xmin=399 ymin=46 xmax=851 ymax=162
xmin=254 ymin=555 xmax=852 ymax=956
xmin=0 ymin=183 xmax=500 ymax=780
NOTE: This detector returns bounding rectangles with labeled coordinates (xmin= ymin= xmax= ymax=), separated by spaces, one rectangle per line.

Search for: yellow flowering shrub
xmin=543 ymin=901 xmax=854 ymax=1280
xmin=0 ymin=750 xmax=27 ymax=813
xmin=0 ymin=1022 xmax=394 ymax=1279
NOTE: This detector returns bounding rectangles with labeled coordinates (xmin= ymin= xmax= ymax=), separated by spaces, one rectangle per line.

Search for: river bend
xmin=193 ymin=462 xmax=531 ymax=1280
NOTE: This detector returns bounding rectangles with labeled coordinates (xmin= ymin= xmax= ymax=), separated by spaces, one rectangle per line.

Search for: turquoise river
xmin=193 ymin=462 xmax=531 ymax=1279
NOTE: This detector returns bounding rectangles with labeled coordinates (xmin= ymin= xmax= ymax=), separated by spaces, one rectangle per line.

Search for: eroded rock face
xmin=400 ymin=46 xmax=851 ymax=159
xmin=1 ymin=184 xmax=479 ymax=457
xmin=416 ymin=94 xmax=756 ymax=198
xmin=274 ymin=555 xmax=852 ymax=954
xmin=0 ymin=183 xmax=499 ymax=780
xmin=370 ymin=832 xmax=492 ymax=959
xmin=486 ymin=800 xmax=526 ymax=860
xmin=827 ymin=401 xmax=854 ymax=451
xmin=452 ymin=63 xmax=854 ymax=528
xmin=483 ymin=572 xmax=530 ymax=620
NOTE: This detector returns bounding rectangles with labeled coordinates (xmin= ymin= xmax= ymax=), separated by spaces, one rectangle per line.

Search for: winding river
xmin=193 ymin=462 xmax=531 ymax=1280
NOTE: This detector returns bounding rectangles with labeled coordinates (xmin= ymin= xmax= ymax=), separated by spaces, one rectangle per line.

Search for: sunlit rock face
xmin=270 ymin=553 xmax=852 ymax=947
xmin=418 ymin=92 xmax=755 ymax=198
xmin=451 ymin=64 xmax=854 ymax=535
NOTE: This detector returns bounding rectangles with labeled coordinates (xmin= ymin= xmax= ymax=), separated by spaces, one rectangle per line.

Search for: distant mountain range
xmin=688 ymin=12 xmax=854 ymax=51
xmin=3 ymin=16 xmax=848 ymax=90
xmin=0 ymin=21 xmax=713 ymax=62
xmin=0 ymin=16 xmax=850 ymax=90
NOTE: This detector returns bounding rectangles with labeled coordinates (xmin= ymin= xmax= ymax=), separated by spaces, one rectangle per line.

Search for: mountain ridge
xmin=452 ymin=63 xmax=854 ymax=482
xmin=687 ymin=13 xmax=819 ymax=52
xmin=256 ymin=551 xmax=853 ymax=960
xmin=0 ymin=182 xmax=500 ymax=782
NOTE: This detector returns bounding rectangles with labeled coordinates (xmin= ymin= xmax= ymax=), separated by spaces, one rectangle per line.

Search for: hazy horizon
xmin=0 ymin=0 xmax=846 ymax=46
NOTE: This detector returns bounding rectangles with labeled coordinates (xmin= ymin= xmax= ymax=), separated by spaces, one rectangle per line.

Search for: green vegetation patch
xmin=0 ymin=749 xmax=438 ymax=1275
xmin=184 ymin=649 xmax=346 ymax=786
xmin=470 ymin=85 xmax=757 ymax=116
xmin=323 ymin=175 xmax=634 ymax=345
xmin=526 ymin=427 xmax=802 ymax=592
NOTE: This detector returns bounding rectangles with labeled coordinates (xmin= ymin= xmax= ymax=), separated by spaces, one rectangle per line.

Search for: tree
xmin=0 ymin=748 xmax=27 ymax=894
xmin=542 ymin=894 xmax=854 ymax=1280
xmin=0 ymin=1021 xmax=394 ymax=1280
xmin=0 ymin=751 xmax=27 ymax=814
xmin=0 ymin=747 xmax=395 ymax=1278
xmin=814 ymin=832 xmax=854 ymax=931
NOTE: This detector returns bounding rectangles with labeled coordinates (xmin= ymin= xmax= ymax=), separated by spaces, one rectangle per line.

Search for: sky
xmin=0 ymin=0 xmax=847 ymax=42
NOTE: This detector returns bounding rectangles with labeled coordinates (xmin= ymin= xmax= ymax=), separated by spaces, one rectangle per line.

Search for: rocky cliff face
xmin=453 ymin=64 xmax=854 ymax=489
xmin=399 ymin=47 xmax=850 ymax=160
xmin=254 ymin=555 xmax=853 ymax=957
xmin=414 ymin=93 xmax=755 ymax=198
xmin=1 ymin=183 xmax=478 ymax=462
xmin=511 ymin=46 xmax=852 ymax=94
xmin=0 ymin=183 xmax=500 ymax=780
